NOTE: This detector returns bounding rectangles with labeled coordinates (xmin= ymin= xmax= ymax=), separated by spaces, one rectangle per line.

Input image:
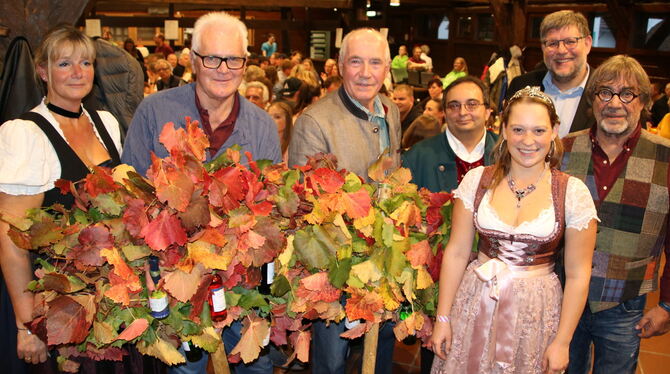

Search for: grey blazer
xmin=288 ymin=86 xmax=401 ymax=181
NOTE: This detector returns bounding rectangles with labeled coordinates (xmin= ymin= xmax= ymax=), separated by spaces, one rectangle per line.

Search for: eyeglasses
xmin=193 ymin=51 xmax=246 ymax=70
xmin=542 ymin=36 xmax=586 ymax=50
xmin=595 ymin=88 xmax=639 ymax=104
xmin=446 ymin=101 xmax=485 ymax=112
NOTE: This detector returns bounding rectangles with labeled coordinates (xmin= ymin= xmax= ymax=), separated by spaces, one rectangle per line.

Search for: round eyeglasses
xmin=595 ymin=88 xmax=639 ymax=104
xmin=193 ymin=51 xmax=246 ymax=70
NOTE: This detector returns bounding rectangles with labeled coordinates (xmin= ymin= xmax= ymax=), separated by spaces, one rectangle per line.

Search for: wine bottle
xmin=208 ymin=273 xmax=227 ymax=321
xmin=259 ymin=262 xmax=275 ymax=294
xmin=148 ymin=256 xmax=169 ymax=319
xmin=182 ymin=341 xmax=203 ymax=362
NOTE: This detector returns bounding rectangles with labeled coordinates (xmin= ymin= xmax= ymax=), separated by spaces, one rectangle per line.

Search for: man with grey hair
xmin=507 ymin=10 xmax=594 ymax=137
xmin=289 ymin=28 xmax=400 ymax=374
xmin=420 ymin=44 xmax=433 ymax=72
xmin=123 ymin=11 xmax=280 ymax=373
xmin=244 ymin=81 xmax=269 ymax=109
xmin=562 ymin=54 xmax=670 ymax=373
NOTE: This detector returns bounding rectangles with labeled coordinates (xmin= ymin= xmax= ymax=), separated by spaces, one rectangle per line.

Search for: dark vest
xmin=562 ymin=129 xmax=670 ymax=312
xmin=474 ymin=166 xmax=569 ymax=266
xmin=19 ymin=109 xmax=121 ymax=209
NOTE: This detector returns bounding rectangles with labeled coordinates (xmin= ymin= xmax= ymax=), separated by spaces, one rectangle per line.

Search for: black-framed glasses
xmin=446 ymin=101 xmax=485 ymax=112
xmin=193 ymin=51 xmax=246 ymax=70
xmin=542 ymin=36 xmax=586 ymax=50
xmin=595 ymin=88 xmax=639 ymax=104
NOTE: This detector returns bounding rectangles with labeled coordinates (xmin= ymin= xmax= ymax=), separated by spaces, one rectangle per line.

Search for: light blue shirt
xmin=345 ymin=91 xmax=389 ymax=153
xmin=542 ymin=66 xmax=590 ymax=138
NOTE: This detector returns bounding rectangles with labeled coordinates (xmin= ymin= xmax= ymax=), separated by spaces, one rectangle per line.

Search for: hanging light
xmin=366 ymin=0 xmax=371 ymax=8
xmin=390 ymin=0 xmax=400 ymax=6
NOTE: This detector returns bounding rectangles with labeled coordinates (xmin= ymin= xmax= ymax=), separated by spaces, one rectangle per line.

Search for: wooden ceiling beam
xmin=93 ymin=0 xmax=352 ymax=9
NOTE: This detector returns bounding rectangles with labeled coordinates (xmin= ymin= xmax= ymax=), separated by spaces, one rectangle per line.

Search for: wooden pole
xmin=362 ymin=323 xmax=379 ymax=374
xmin=211 ymin=341 xmax=231 ymax=374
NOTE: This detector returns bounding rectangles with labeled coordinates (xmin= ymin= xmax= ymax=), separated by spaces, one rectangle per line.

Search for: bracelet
xmin=436 ymin=314 xmax=450 ymax=323
xmin=16 ymin=327 xmax=32 ymax=335
xmin=659 ymin=301 xmax=670 ymax=314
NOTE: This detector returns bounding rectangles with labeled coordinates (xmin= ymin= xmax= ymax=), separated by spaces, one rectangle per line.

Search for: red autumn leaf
xmin=185 ymin=118 xmax=209 ymax=161
xmin=27 ymin=316 xmax=48 ymax=344
xmin=427 ymin=244 xmax=444 ymax=282
xmin=158 ymin=122 xmax=181 ymax=153
xmin=270 ymin=315 xmax=295 ymax=346
xmin=68 ymin=225 xmax=112 ymax=268
xmin=188 ymin=274 xmax=214 ymax=321
xmin=205 ymin=172 xmax=228 ymax=208
xmin=122 ymin=198 xmax=150 ymax=238
xmin=177 ymin=191 xmax=210 ymax=230
xmin=85 ymin=346 xmax=127 ymax=361
xmin=199 ymin=227 xmax=228 ymax=247
xmin=342 ymin=189 xmax=372 ymax=218
xmin=54 ymin=179 xmax=74 ymax=196
xmin=406 ymin=240 xmax=434 ymax=268
xmin=84 ymin=166 xmax=120 ymax=197
xmin=339 ymin=321 xmax=368 ymax=339
xmin=210 ymin=167 xmax=247 ymax=212
xmin=220 ymin=262 xmax=246 ymax=289
xmin=150 ymin=160 xmax=195 ymax=212
xmin=101 ymin=247 xmax=139 ymax=281
xmin=287 ymin=330 xmax=311 ymax=363
xmin=426 ymin=191 xmax=452 ymax=232
xmin=105 ymin=270 xmax=142 ymax=306
xmin=58 ymin=344 xmax=126 ymax=361
xmin=46 ymin=295 xmax=91 ymax=345
xmin=7 ymin=229 xmax=31 ymax=249
xmin=248 ymin=200 xmax=273 ymax=216
xmin=243 ymin=230 xmax=266 ymax=250
xmin=140 ymin=210 xmax=188 ymax=251
xmin=115 ymin=318 xmax=149 ymax=342
xmin=345 ymin=289 xmax=384 ymax=322
xmin=311 ymin=168 xmax=345 ymax=193
xmin=296 ymin=272 xmax=341 ymax=303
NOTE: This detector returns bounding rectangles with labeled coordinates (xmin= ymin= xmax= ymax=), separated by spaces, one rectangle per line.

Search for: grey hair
xmin=338 ymin=28 xmax=390 ymax=66
xmin=245 ymin=81 xmax=269 ymax=103
xmin=153 ymin=59 xmax=172 ymax=74
xmin=192 ymin=12 xmax=248 ymax=54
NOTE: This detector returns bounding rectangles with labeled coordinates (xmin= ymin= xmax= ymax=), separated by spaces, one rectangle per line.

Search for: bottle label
xmin=211 ymin=287 xmax=226 ymax=312
xmin=182 ymin=341 xmax=191 ymax=352
xmin=262 ymin=328 xmax=271 ymax=347
xmin=266 ymin=263 xmax=275 ymax=285
xmin=149 ymin=295 xmax=168 ymax=312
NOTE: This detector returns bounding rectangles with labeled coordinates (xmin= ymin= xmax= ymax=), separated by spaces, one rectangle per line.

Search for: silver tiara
xmin=509 ymin=86 xmax=555 ymax=109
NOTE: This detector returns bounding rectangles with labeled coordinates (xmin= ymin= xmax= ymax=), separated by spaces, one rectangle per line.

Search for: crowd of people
xmin=0 ymin=8 xmax=669 ymax=374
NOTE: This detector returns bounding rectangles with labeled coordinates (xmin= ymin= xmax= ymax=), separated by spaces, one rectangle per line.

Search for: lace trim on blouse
xmin=454 ymin=166 xmax=599 ymax=235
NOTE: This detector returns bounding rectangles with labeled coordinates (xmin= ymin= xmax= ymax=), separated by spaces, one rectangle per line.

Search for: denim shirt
xmin=122 ymin=83 xmax=281 ymax=176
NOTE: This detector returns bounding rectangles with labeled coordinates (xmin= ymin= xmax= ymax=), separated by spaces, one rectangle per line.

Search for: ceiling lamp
xmin=390 ymin=0 xmax=400 ymax=6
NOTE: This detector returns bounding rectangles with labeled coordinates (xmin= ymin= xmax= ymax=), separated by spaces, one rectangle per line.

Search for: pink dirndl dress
xmin=432 ymin=166 xmax=572 ymax=374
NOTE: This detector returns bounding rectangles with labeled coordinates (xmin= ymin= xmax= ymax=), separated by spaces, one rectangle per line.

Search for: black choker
xmin=47 ymin=102 xmax=83 ymax=118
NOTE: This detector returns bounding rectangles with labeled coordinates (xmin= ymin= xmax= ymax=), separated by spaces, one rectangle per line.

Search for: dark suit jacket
xmin=506 ymin=68 xmax=594 ymax=134
xmin=651 ymin=95 xmax=669 ymax=126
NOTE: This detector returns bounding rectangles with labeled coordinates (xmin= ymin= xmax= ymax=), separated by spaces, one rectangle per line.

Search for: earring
xmin=498 ymin=138 xmax=506 ymax=154
xmin=546 ymin=140 xmax=555 ymax=162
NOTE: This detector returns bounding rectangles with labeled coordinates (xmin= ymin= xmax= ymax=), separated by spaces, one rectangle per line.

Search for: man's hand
xmin=636 ymin=305 xmax=670 ymax=338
